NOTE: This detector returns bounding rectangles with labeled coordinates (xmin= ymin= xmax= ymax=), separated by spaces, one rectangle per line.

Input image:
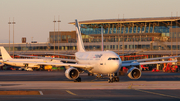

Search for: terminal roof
xmin=69 ymin=17 xmax=180 ymax=24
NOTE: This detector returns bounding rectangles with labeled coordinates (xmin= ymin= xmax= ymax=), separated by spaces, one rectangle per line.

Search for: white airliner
xmin=0 ymin=19 xmax=178 ymax=83
xmin=0 ymin=47 xmax=66 ymax=70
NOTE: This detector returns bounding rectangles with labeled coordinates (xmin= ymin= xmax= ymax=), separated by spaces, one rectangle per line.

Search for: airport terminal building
xmin=50 ymin=17 xmax=180 ymax=53
xmin=1 ymin=17 xmax=180 ymax=58
xmin=70 ymin=17 xmax=180 ymax=51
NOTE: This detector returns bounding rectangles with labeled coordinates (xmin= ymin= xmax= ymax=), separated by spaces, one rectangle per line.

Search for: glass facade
xmin=74 ymin=18 xmax=180 ymax=52
xmin=81 ymin=24 xmax=179 ymax=35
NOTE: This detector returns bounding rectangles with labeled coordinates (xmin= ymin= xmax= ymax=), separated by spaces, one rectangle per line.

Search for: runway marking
xmin=39 ymin=91 xmax=43 ymax=95
xmin=0 ymin=91 xmax=40 ymax=95
xmin=134 ymin=89 xmax=180 ymax=99
xmin=66 ymin=90 xmax=77 ymax=96
xmin=128 ymin=83 xmax=133 ymax=89
xmin=128 ymin=83 xmax=180 ymax=99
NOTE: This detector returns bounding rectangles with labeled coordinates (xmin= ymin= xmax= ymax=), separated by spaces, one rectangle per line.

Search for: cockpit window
xmin=108 ymin=58 xmax=119 ymax=60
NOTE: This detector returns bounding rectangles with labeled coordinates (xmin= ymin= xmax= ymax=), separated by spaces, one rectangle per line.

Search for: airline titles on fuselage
xmin=76 ymin=54 xmax=103 ymax=60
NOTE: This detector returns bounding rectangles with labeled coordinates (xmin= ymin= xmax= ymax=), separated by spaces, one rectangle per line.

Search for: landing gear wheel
xmin=108 ymin=78 xmax=113 ymax=83
xmin=74 ymin=77 xmax=81 ymax=82
xmin=115 ymin=77 xmax=119 ymax=82
xmin=112 ymin=77 xmax=116 ymax=82
xmin=88 ymin=73 xmax=94 ymax=76
xmin=96 ymin=74 xmax=102 ymax=78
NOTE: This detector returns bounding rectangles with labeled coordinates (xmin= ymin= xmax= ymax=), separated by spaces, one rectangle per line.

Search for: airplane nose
xmin=110 ymin=61 xmax=121 ymax=73
xmin=117 ymin=60 xmax=121 ymax=70
xmin=102 ymin=60 xmax=122 ymax=74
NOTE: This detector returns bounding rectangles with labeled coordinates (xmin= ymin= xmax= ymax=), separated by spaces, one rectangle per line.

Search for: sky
xmin=0 ymin=0 xmax=180 ymax=43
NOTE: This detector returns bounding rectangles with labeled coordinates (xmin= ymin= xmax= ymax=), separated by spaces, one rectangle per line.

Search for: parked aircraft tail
xmin=0 ymin=46 xmax=12 ymax=60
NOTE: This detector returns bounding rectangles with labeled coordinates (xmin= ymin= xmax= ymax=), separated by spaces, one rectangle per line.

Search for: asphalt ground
xmin=0 ymin=70 xmax=180 ymax=101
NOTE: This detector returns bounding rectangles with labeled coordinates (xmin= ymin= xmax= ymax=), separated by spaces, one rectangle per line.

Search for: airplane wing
xmin=46 ymin=53 xmax=75 ymax=57
xmin=17 ymin=54 xmax=76 ymax=63
xmin=119 ymin=50 xmax=144 ymax=56
xmin=38 ymin=62 xmax=94 ymax=70
xmin=5 ymin=61 xmax=93 ymax=70
xmin=121 ymin=60 xmax=177 ymax=67
xmin=122 ymin=55 xmax=180 ymax=63
xmin=139 ymin=60 xmax=177 ymax=65
xmin=121 ymin=55 xmax=179 ymax=67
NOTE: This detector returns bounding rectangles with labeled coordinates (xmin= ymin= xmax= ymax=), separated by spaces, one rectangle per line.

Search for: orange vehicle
xmin=163 ymin=63 xmax=178 ymax=73
xmin=141 ymin=65 xmax=149 ymax=71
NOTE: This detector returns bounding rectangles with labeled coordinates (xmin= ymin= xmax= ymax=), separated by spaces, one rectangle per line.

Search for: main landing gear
xmin=108 ymin=73 xmax=119 ymax=83
xmin=96 ymin=74 xmax=102 ymax=78
xmin=74 ymin=77 xmax=81 ymax=82
xmin=88 ymin=73 xmax=94 ymax=76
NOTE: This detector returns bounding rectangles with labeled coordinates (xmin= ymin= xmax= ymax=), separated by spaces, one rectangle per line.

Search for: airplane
xmin=0 ymin=19 xmax=178 ymax=83
xmin=0 ymin=47 xmax=68 ymax=70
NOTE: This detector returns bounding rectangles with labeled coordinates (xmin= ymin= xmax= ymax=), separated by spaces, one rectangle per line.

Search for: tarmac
xmin=0 ymin=70 xmax=180 ymax=101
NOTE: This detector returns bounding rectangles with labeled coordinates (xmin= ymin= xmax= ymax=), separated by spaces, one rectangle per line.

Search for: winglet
xmin=0 ymin=46 xmax=12 ymax=60
xmin=75 ymin=19 xmax=85 ymax=52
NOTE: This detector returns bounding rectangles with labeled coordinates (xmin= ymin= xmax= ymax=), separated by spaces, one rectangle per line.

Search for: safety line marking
xmin=134 ymin=89 xmax=180 ymax=99
xmin=128 ymin=83 xmax=180 ymax=99
xmin=66 ymin=90 xmax=77 ymax=96
xmin=39 ymin=91 xmax=43 ymax=95
xmin=128 ymin=83 xmax=133 ymax=89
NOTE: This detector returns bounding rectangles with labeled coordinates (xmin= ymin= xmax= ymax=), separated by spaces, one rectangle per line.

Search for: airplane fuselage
xmin=75 ymin=51 xmax=122 ymax=74
xmin=3 ymin=59 xmax=60 ymax=68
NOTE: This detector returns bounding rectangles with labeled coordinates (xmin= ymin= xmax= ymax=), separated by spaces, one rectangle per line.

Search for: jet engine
xmin=127 ymin=67 xmax=141 ymax=79
xmin=65 ymin=67 xmax=79 ymax=80
xmin=0 ymin=62 xmax=4 ymax=66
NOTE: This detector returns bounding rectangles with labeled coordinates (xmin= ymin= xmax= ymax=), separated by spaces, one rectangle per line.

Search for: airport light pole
xmin=122 ymin=14 xmax=125 ymax=61
xmin=8 ymin=18 xmax=11 ymax=53
xmin=57 ymin=16 xmax=61 ymax=54
xmin=176 ymin=19 xmax=178 ymax=56
xmin=31 ymin=37 xmax=33 ymax=42
xmin=171 ymin=20 xmax=173 ymax=56
xmin=171 ymin=13 xmax=173 ymax=56
xmin=12 ymin=18 xmax=16 ymax=58
xmin=53 ymin=16 xmax=56 ymax=54
xmin=118 ymin=14 xmax=120 ymax=55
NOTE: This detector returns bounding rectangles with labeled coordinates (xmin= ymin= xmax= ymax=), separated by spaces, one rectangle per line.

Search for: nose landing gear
xmin=96 ymin=74 xmax=103 ymax=78
xmin=108 ymin=73 xmax=119 ymax=83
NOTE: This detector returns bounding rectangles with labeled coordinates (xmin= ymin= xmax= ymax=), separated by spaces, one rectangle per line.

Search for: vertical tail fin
xmin=75 ymin=19 xmax=85 ymax=52
xmin=0 ymin=46 xmax=12 ymax=60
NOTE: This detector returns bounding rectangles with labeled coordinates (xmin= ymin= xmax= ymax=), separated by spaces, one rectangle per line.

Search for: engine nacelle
xmin=0 ymin=62 xmax=4 ymax=66
xmin=65 ymin=67 xmax=79 ymax=80
xmin=127 ymin=67 xmax=141 ymax=79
